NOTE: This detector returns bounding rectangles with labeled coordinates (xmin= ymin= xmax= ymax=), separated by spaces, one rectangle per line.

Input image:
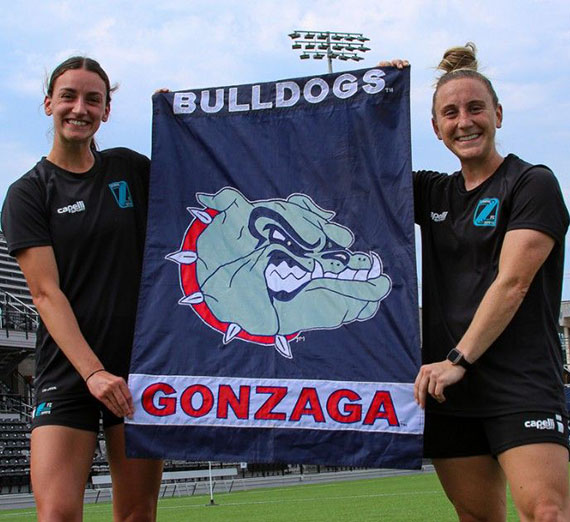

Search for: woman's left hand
xmin=414 ymin=361 xmax=466 ymax=408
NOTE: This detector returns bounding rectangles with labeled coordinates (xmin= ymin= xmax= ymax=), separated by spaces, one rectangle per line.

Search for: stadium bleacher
xmin=0 ymin=417 xmax=30 ymax=493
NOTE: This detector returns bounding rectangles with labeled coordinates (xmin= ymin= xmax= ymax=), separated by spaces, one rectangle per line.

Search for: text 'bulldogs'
xmin=172 ymin=69 xmax=386 ymax=115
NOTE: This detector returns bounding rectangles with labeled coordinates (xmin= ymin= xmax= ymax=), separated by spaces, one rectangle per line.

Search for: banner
xmin=126 ymin=67 xmax=423 ymax=469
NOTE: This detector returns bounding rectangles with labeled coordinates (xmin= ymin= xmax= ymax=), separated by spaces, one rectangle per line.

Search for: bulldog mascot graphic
xmin=167 ymin=187 xmax=392 ymax=359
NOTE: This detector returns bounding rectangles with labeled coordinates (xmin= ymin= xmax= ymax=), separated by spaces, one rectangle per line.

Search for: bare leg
xmin=105 ymin=424 xmax=163 ymax=522
xmin=31 ymin=425 xmax=97 ymax=522
xmin=433 ymin=455 xmax=507 ymax=522
xmin=498 ymin=443 xmax=570 ymax=522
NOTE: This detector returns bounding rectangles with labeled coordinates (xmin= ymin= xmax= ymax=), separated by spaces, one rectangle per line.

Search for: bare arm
xmin=16 ymin=246 xmax=134 ymax=418
xmin=414 ymin=228 xmax=555 ymax=407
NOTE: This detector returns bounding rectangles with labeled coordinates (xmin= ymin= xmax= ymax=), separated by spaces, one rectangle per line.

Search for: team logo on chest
xmin=108 ymin=181 xmax=134 ymax=208
xmin=473 ymin=198 xmax=500 ymax=227
xmin=167 ymin=187 xmax=392 ymax=359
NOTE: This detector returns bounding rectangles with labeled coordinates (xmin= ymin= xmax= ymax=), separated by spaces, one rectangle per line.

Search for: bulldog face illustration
xmin=167 ymin=187 xmax=391 ymax=358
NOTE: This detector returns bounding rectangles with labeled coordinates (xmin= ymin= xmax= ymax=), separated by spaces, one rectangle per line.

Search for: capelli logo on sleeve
xmin=430 ymin=211 xmax=448 ymax=222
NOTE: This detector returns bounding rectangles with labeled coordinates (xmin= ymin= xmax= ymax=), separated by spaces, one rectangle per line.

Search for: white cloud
xmin=2 ymin=0 xmax=569 ymax=201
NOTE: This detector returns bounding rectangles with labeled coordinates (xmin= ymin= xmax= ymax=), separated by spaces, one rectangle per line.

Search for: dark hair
xmin=432 ymin=42 xmax=499 ymax=118
xmin=46 ymin=56 xmax=116 ymax=105
xmin=46 ymin=57 xmax=117 ymax=150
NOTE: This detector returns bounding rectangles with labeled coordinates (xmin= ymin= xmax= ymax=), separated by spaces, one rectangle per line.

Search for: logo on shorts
xmin=473 ymin=198 xmax=499 ymax=227
xmin=34 ymin=402 xmax=52 ymax=418
xmin=524 ymin=414 xmax=564 ymax=433
xmin=109 ymin=181 xmax=134 ymax=208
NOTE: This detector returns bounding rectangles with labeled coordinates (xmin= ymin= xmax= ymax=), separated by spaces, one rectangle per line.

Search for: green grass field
xmin=0 ymin=472 xmax=520 ymax=521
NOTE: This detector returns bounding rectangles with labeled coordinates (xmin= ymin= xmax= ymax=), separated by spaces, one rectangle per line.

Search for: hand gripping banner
xmin=126 ymin=67 xmax=423 ymax=469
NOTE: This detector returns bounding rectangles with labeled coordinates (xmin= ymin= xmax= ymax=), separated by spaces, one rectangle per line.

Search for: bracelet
xmin=85 ymin=368 xmax=105 ymax=383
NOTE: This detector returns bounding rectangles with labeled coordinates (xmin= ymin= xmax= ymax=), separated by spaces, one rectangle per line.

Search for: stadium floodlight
xmin=288 ymin=30 xmax=371 ymax=73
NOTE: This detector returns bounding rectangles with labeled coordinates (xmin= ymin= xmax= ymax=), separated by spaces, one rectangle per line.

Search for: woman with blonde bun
xmin=385 ymin=43 xmax=570 ymax=521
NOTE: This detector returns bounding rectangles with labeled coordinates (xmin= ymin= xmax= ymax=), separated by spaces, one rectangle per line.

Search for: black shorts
xmin=424 ymin=410 xmax=570 ymax=458
xmin=31 ymin=394 xmax=123 ymax=433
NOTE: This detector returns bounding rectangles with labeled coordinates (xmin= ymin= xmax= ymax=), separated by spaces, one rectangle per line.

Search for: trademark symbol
xmin=385 ymin=87 xmax=394 ymax=93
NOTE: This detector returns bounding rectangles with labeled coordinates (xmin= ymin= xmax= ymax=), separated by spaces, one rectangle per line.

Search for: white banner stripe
xmin=128 ymin=374 xmax=423 ymax=435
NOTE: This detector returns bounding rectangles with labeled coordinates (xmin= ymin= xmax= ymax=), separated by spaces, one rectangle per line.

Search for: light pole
xmin=288 ymin=30 xmax=371 ymax=73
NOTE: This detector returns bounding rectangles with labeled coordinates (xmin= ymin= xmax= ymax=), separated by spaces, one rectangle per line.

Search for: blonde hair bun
xmin=438 ymin=42 xmax=478 ymax=74
xmin=431 ymin=42 xmax=499 ymax=116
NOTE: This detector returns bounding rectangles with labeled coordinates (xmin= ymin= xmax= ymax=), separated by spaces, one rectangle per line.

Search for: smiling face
xmin=432 ymin=77 xmax=502 ymax=167
xmin=44 ymin=68 xmax=110 ymax=147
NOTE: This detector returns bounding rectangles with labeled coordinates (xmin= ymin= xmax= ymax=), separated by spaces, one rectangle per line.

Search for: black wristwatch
xmin=446 ymin=348 xmax=473 ymax=370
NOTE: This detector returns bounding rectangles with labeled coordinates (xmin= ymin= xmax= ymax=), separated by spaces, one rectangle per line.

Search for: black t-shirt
xmin=414 ymin=154 xmax=569 ymax=416
xmin=1 ymin=148 xmax=149 ymax=399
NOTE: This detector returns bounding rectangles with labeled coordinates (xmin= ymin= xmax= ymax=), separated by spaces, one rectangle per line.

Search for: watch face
xmin=447 ymin=348 xmax=462 ymax=364
xmin=447 ymin=348 xmax=471 ymax=369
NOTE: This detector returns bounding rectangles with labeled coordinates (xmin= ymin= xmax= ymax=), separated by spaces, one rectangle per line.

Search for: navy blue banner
xmin=127 ymin=67 xmax=422 ymax=469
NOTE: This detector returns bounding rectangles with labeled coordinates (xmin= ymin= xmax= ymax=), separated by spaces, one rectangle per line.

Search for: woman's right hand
xmin=85 ymin=370 xmax=135 ymax=419
xmin=16 ymin=246 xmax=136 ymax=420
xmin=377 ymin=59 xmax=409 ymax=69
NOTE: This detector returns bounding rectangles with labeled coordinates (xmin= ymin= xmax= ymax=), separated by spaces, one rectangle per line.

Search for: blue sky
xmin=1 ymin=0 xmax=569 ymax=296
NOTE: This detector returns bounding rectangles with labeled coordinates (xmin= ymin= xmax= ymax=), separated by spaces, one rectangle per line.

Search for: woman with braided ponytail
xmin=1 ymin=56 xmax=163 ymax=521
xmin=386 ymin=44 xmax=570 ymax=520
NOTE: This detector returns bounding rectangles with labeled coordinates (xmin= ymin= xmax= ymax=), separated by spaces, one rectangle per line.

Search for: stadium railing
xmin=89 ymin=467 xmax=239 ymax=503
